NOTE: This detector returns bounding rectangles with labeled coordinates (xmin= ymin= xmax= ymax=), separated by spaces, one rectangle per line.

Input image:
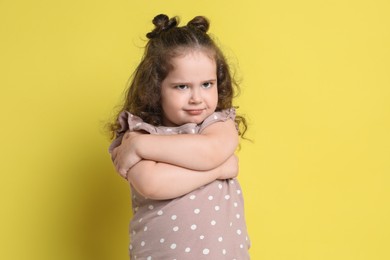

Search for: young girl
xmin=109 ymin=14 xmax=250 ymax=259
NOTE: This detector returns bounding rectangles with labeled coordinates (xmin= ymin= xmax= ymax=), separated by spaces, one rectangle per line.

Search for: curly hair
xmin=109 ymin=14 xmax=247 ymax=138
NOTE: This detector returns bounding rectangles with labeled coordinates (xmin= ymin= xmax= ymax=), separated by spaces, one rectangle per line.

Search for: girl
xmin=109 ymin=14 xmax=250 ymax=259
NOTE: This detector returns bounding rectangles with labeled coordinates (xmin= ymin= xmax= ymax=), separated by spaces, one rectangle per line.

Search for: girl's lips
xmin=185 ymin=109 xmax=204 ymax=115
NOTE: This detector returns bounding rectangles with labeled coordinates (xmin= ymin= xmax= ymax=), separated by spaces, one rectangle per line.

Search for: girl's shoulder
xmin=198 ymin=108 xmax=236 ymax=133
xmin=108 ymin=108 xmax=235 ymax=153
xmin=116 ymin=108 xmax=235 ymax=135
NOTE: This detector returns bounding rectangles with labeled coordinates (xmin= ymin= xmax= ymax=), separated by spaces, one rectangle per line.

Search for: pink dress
xmin=110 ymin=108 xmax=250 ymax=259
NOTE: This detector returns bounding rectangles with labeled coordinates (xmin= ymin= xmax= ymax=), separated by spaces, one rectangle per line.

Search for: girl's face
xmin=160 ymin=50 xmax=218 ymax=126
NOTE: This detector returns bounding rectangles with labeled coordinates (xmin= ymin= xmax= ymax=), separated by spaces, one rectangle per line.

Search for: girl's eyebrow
xmin=199 ymin=79 xmax=217 ymax=84
xmin=170 ymin=79 xmax=217 ymax=85
xmin=170 ymin=81 xmax=191 ymax=85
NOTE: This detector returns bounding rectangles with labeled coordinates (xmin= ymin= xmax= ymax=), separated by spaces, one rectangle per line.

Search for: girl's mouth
xmin=185 ymin=109 xmax=204 ymax=115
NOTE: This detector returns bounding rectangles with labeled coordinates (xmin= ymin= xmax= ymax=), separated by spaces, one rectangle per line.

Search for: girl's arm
xmin=128 ymin=154 xmax=238 ymax=200
xmin=113 ymin=119 xmax=238 ymax=177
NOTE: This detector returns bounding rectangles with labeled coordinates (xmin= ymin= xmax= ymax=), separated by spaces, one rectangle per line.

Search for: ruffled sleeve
xmin=108 ymin=108 xmax=236 ymax=153
xmin=108 ymin=111 xmax=164 ymax=153
xmin=198 ymin=107 xmax=236 ymax=133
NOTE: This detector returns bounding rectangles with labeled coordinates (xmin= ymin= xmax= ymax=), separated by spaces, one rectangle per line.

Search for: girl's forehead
xmin=163 ymin=50 xmax=217 ymax=81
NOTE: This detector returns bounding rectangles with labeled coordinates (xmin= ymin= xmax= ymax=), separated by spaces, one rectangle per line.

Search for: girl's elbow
xmin=138 ymin=185 xmax=168 ymax=200
xmin=128 ymin=170 xmax=159 ymax=198
xmin=128 ymin=163 xmax=169 ymax=200
xmin=134 ymin=175 xmax=167 ymax=200
xmin=137 ymin=175 xmax=158 ymax=199
xmin=133 ymin=180 xmax=159 ymax=199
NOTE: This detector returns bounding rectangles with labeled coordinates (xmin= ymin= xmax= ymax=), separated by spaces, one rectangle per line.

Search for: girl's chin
xmin=186 ymin=116 xmax=207 ymax=124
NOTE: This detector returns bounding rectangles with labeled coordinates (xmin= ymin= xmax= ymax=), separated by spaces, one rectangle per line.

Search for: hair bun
xmin=146 ymin=14 xmax=179 ymax=39
xmin=187 ymin=16 xmax=209 ymax=33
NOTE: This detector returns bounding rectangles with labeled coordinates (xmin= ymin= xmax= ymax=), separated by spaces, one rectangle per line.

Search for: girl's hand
xmin=218 ymin=154 xmax=239 ymax=180
xmin=111 ymin=131 xmax=143 ymax=178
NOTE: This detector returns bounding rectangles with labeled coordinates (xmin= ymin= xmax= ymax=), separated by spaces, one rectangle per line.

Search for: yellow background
xmin=1 ymin=0 xmax=389 ymax=259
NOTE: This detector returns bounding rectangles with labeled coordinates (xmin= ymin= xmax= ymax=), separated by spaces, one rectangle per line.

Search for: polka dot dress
xmin=110 ymin=108 xmax=251 ymax=259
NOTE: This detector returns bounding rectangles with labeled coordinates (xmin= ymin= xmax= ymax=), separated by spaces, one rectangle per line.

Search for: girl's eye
xmin=175 ymin=85 xmax=188 ymax=90
xmin=202 ymin=82 xmax=213 ymax=88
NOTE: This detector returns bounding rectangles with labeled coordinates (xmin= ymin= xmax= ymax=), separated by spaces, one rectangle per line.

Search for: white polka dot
xmin=200 ymin=235 xmax=205 ymax=239
xmin=138 ymin=218 xmax=143 ymax=223
xmin=185 ymin=247 xmax=191 ymax=253
xmin=211 ymin=220 xmax=216 ymax=226
xmin=224 ymin=195 xmax=230 ymax=200
xmin=191 ymin=129 xmax=195 ymax=133
xmin=218 ymin=237 xmax=223 ymax=242
xmin=167 ymin=128 xmax=172 ymax=132
xmin=194 ymin=208 xmax=200 ymax=214
xmin=170 ymin=243 xmax=177 ymax=249
xmin=240 ymin=244 xmax=244 ymax=249
xmin=160 ymin=238 xmax=165 ymax=243
xmin=147 ymin=257 xmax=152 ymax=260
xmin=218 ymin=184 xmax=223 ymax=189
xmin=136 ymin=123 xmax=141 ymax=126
xmin=208 ymin=195 xmax=213 ymax=200
xmin=148 ymin=205 xmax=154 ymax=210
xmin=189 ymin=195 xmax=196 ymax=200
xmin=222 ymin=249 xmax=227 ymax=255
xmin=130 ymin=244 xmax=133 ymax=250
xmin=157 ymin=210 xmax=163 ymax=216
xmin=134 ymin=207 xmax=139 ymax=212
xmin=173 ymin=226 xmax=179 ymax=232
xmin=203 ymin=248 xmax=210 ymax=255
xmin=141 ymin=241 xmax=145 ymax=247
xmin=236 ymin=213 xmax=241 ymax=219
xmin=191 ymin=224 xmax=197 ymax=230
xmin=215 ymin=205 xmax=220 ymax=211
xmin=234 ymin=202 xmax=238 ymax=207
xmin=246 ymin=236 xmax=249 ymax=241
xmin=214 ymin=115 xmax=218 ymax=119
xmin=237 ymin=229 xmax=242 ymax=235
xmin=230 ymin=179 xmax=234 ymax=184
xmin=171 ymin=215 xmax=177 ymax=220
xmin=132 ymin=230 xmax=136 ymax=235
xmin=230 ymin=222 xmax=233 ymax=227
xmin=144 ymin=226 xmax=148 ymax=231
xmin=237 ymin=189 xmax=241 ymax=194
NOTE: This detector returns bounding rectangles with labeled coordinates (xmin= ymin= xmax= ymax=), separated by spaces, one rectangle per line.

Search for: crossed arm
xmin=111 ymin=119 xmax=239 ymax=200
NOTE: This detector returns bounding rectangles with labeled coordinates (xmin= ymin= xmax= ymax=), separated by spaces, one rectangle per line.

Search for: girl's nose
xmin=189 ymin=88 xmax=202 ymax=104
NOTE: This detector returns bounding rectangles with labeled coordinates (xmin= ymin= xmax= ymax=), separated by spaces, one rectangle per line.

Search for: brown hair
xmin=109 ymin=14 xmax=247 ymax=138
